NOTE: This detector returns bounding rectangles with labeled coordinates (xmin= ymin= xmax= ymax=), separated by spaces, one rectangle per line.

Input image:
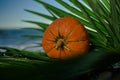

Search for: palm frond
xmin=23 ymin=34 xmax=43 ymax=38
xmin=1 ymin=47 xmax=120 ymax=80
xmin=23 ymin=20 xmax=49 ymax=31
xmin=24 ymin=9 xmax=56 ymax=21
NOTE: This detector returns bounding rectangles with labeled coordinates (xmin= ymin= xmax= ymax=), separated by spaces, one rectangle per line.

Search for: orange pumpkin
xmin=42 ymin=16 xmax=89 ymax=59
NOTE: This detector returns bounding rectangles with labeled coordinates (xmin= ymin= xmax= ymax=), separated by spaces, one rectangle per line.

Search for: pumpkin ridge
xmin=67 ymin=39 xmax=88 ymax=42
xmin=65 ymin=25 xmax=82 ymax=40
xmin=62 ymin=49 xmax=70 ymax=59
xmin=64 ymin=28 xmax=73 ymax=40
xmin=65 ymin=44 xmax=87 ymax=55
xmin=64 ymin=46 xmax=71 ymax=52
xmin=64 ymin=46 xmax=76 ymax=56
xmin=46 ymin=39 xmax=56 ymax=42
xmin=47 ymin=48 xmax=61 ymax=59
xmin=49 ymin=30 xmax=58 ymax=40
xmin=63 ymin=46 xmax=73 ymax=58
xmin=63 ymin=49 xmax=67 ymax=55
xmin=58 ymin=21 xmax=62 ymax=37
xmin=46 ymin=46 xmax=56 ymax=53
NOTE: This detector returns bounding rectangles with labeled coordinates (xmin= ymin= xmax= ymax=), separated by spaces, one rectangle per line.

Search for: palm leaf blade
xmin=23 ymin=34 xmax=43 ymax=38
xmin=35 ymin=0 xmax=93 ymax=28
xmin=23 ymin=20 xmax=49 ymax=31
xmin=24 ymin=9 xmax=55 ymax=21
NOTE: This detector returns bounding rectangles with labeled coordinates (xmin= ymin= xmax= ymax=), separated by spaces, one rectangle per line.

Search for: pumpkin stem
xmin=55 ymin=39 xmax=65 ymax=50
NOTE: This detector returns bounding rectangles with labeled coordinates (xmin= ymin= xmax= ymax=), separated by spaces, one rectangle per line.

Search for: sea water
xmin=0 ymin=28 xmax=44 ymax=52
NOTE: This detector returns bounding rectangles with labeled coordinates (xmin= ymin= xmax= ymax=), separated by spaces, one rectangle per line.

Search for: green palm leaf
xmin=23 ymin=20 xmax=49 ymax=31
xmin=24 ymin=9 xmax=56 ymax=21
xmin=1 ymin=0 xmax=120 ymax=80
xmin=1 ymin=47 xmax=120 ymax=80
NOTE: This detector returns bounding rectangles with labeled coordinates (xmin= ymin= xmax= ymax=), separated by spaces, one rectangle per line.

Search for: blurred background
xmin=0 ymin=0 xmax=52 ymax=52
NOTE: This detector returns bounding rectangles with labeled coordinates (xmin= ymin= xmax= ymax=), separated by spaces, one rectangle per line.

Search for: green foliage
xmin=0 ymin=0 xmax=120 ymax=80
xmin=0 ymin=47 xmax=55 ymax=61
xmin=0 ymin=47 xmax=120 ymax=80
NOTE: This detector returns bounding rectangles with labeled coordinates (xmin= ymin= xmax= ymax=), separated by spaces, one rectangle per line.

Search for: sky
xmin=0 ymin=0 xmax=81 ymax=29
xmin=0 ymin=0 xmax=56 ymax=29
